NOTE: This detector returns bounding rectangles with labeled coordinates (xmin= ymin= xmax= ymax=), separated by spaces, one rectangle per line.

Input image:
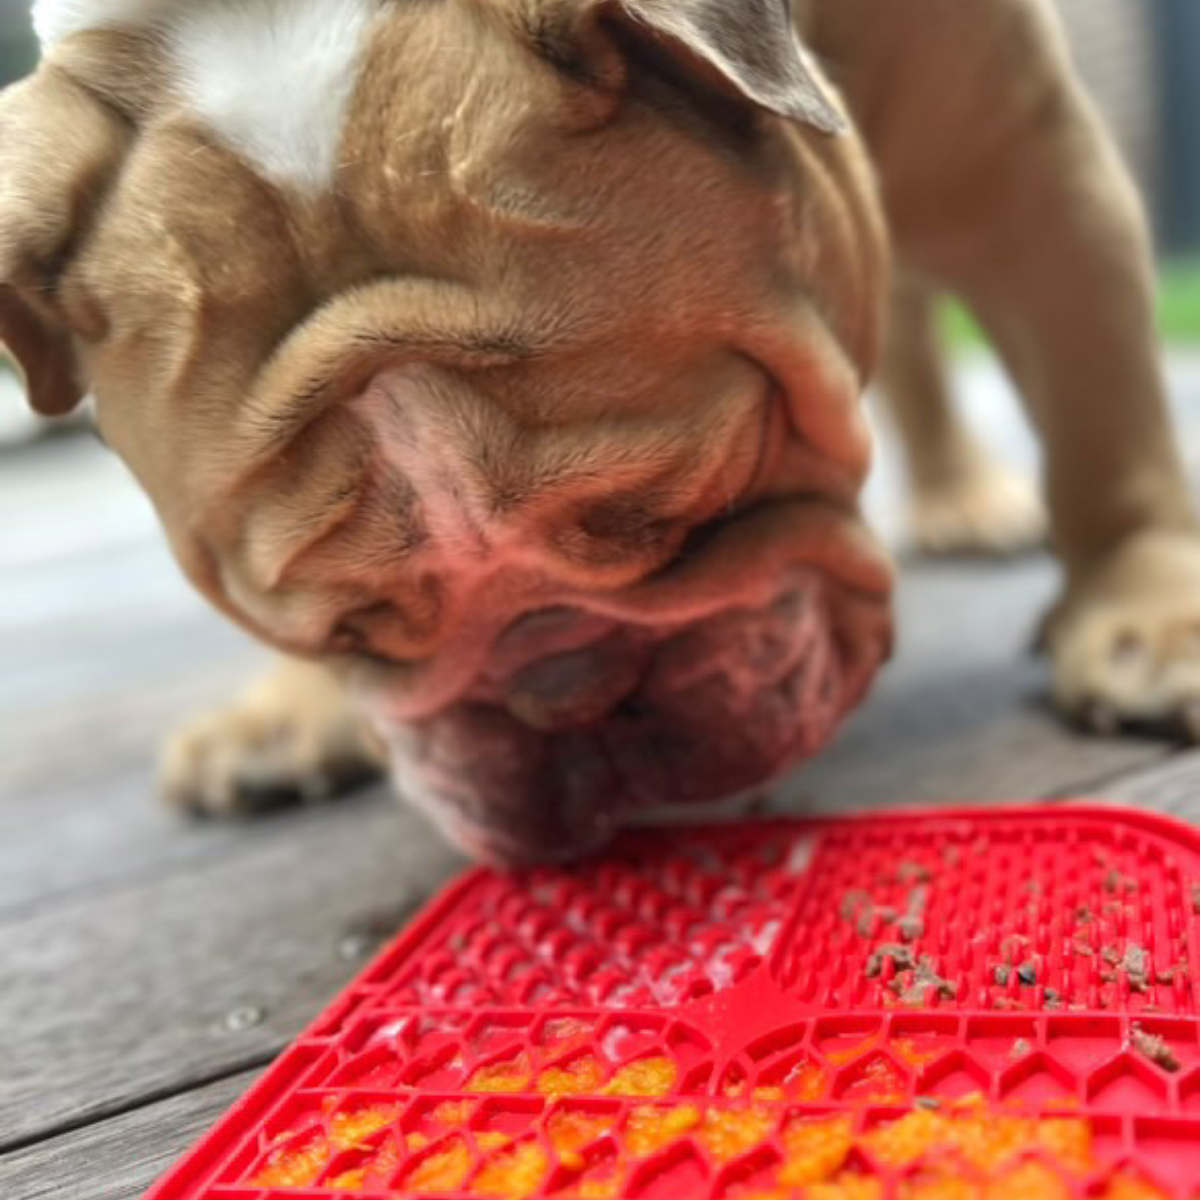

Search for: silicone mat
xmin=146 ymin=804 xmax=1200 ymax=1199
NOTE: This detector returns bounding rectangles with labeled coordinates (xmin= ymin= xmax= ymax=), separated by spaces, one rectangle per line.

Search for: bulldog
xmin=5 ymin=0 xmax=1200 ymax=863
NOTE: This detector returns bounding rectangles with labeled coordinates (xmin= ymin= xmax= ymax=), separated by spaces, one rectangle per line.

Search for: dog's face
xmin=4 ymin=0 xmax=893 ymax=861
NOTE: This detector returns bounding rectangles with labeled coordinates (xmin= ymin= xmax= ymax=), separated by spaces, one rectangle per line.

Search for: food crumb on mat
xmin=1129 ymin=1024 xmax=1180 ymax=1072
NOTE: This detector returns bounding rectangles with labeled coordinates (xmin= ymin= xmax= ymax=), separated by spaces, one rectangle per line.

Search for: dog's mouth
xmin=368 ymin=565 xmax=875 ymax=865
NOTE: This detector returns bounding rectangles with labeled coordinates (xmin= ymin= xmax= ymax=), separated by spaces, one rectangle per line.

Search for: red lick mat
xmin=145 ymin=804 xmax=1200 ymax=1199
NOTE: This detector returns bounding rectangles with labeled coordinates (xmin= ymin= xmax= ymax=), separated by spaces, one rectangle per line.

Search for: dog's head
xmin=4 ymin=0 xmax=893 ymax=862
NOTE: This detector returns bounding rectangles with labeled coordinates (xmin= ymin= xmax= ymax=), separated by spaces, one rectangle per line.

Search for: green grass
xmin=944 ymin=257 xmax=1200 ymax=351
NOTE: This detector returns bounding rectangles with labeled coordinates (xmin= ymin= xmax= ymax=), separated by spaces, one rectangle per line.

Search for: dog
xmin=4 ymin=0 xmax=1200 ymax=864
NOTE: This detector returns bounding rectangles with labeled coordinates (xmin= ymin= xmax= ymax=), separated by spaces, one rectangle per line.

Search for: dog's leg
xmin=851 ymin=0 xmax=1200 ymax=735
xmin=877 ymin=273 xmax=1045 ymax=555
xmin=161 ymin=657 xmax=386 ymax=816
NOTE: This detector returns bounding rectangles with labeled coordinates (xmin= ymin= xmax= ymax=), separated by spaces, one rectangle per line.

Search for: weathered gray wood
xmin=0 ymin=1069 xmax=259 ymax=1200
xmin=1090 ymin=748 xmax=1200 ymax=818
xmin=0 ymin=798 xmax=462 ymax=1151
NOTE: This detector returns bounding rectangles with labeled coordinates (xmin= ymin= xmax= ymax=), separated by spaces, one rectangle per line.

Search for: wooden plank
xmin=0 ymin=799 xmax=462 ymax=1151
xmin=0 ymin=1069 xmax=258 ymax=1200
xmin=1090 ymin=748 xmax=1200 ymax=819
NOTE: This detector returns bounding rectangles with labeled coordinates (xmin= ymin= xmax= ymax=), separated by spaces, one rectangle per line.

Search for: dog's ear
xmin=611 ymin=0 xmax=845 ymax=132
xmin=0 ymin=66 xmax=130 ymax=415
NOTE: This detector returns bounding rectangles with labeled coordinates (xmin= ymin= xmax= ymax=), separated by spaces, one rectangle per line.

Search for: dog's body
xmin=6 ymin=0 xmax=1200 ymax=862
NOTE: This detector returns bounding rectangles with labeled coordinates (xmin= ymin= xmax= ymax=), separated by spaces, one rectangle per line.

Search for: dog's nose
xmin=501 ymin=628 xmax=647 ymax=731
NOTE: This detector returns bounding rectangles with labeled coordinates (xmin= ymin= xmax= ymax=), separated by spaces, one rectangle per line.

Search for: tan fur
xmin=6 ymin=0 xmax=1200 ymax=825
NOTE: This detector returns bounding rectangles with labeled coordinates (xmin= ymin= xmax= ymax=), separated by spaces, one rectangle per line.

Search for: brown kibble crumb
xmin=1103 ymin=866 xmax=1137 ymax=894
xmin=1123 ymin=944 xmax=1151 ymax=993
xmin=914 ymin=1096 xmax=940 ymax=1110
xmin=889 ymin=956 xmax=955 ymax=1005
xmin=1101 ymin=946 xmax=1121 ymax=967
xmin=866 ymin=944 xmax=917 ymax=979
xmin=1010 ymin=1038 xmax=1033 ymax=1059
xmin=1074 ymin=905 xmax=1093 ymax=924
xmin=840 ymin=890 xmax=873 ymax=921
xmin=1130 ymin=1024 xmax=1180 ymax=1072
xmin=897 ymin=861 xmax=932 ymax=885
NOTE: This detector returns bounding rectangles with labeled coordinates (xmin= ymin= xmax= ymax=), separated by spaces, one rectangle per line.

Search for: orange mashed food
xmin=602 ymin=1055 xmax=677 ymax=1097
xmin=467 ymin=1052 xmax=533 ymax=1093
xmin=470 ymin=1140 xmax=549 ymax=1196
xmin=538 ymin=1054 xmax=607 ymax=1095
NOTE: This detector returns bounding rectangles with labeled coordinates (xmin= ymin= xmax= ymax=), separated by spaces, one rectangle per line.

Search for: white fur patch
xmin=33 ymin=0 xmax=170 ymax=44
xmin=37 ymin=0 xmax=377 ymax=193
xmin=169 ymin=0 xmax=377 ymax=191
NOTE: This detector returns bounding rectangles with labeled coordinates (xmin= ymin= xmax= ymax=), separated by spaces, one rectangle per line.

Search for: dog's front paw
xmin=1047 ymin=530 xmax=1200 ymax=739
xmin=908 ymin=455 xmax=1046 ymax=557
xmin=160 ymin=661 xmax=386 ymax=817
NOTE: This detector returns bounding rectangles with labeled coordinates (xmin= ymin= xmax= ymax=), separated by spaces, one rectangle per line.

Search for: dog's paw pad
xmin=907 ymin=461 xmax=1046 ymax=557
xmin=161 ymin=706 xmax=384 ymax=819
xmin=1049 ymin=532 xmax=1200 ymax=742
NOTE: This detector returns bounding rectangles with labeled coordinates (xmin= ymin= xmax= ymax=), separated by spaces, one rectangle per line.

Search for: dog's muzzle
xmin=369 ymin=567 xmax=866 ymax=865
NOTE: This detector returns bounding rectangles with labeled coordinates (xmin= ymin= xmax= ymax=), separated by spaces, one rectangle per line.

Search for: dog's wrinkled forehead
xmin=3 ymin=0 xmax=891 ymax=683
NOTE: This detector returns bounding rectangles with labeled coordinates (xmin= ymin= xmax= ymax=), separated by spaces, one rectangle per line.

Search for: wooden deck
xmin=3 ymin=358 xmax=1200 ymax=1199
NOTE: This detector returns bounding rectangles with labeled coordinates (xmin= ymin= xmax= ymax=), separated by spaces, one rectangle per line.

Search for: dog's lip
xmin=350 ymin=495 xmax=892 ymax=726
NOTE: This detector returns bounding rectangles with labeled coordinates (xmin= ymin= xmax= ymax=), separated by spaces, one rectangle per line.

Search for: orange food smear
xmin=467 ymin=1053 xmax=532 ymax=1093
xmin=777 ymin=1115 xmax=856 ymax=1186
xmin=897 ymin=1172 xmax=980 ymax=1200
xmin=864 ymin=1107 xmax=1093 ymax=1175
xmin=330 ymin=1104 xmax=401 ymax=1148
xmin=571 ymin=1150 xmax=625 ymax=1200
xmin=548 ymin=1109 xmax=618 ymax=1165
xmin=537 ymin=1054 xmax=606 ymax=1095
xmin=824 ymin=1035 xmax=879 ymax=1065
xmin=402 ymin=1136 xmax=472 ymax=1192
xmin=603 ymin=1056 xmax=677 ymax=1097
xmin=326 ymin=1131 xmax=406 ymax=1191
xmin=470 ymin=1140 xmax=548 ymax=1198
xmin=893 ymin=1038 xmax=944 ymax=1068
xmin=779 ymin=1058 xmax=826 ymax=1101
xmin=250 ymin=1133 xmax=330 ymax=1188
xmin=981 ymin=1161 xmax=1071 ymax=1200
xmin=805 ymin=1174 xmax=885 ymax=1200
xmin=696 ymin=1106 xmax=777 ymax=1163
xmin=623 ymin=1104 xmax=701 ymax=1156
xmin=475 ymin=1131 xmax=512 ymax=1151
xmin=1098 ymin=1177 xmax=1173 ymax=1200
xmin=431 ymin=1100 xmax=472 ymax=1125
